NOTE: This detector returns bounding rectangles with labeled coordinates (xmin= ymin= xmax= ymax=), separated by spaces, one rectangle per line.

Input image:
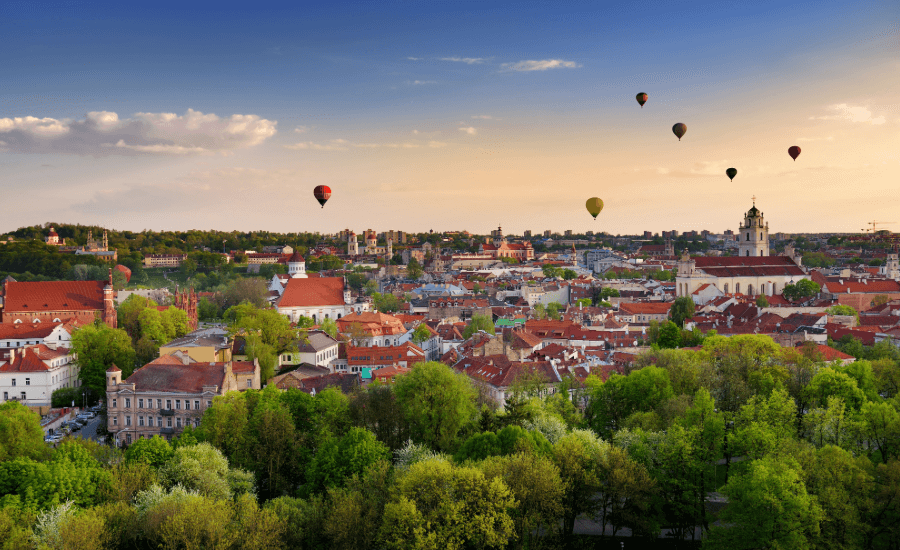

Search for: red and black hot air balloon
xmin=636 ymin=93 xmax=648 ymax=108
xmin=788 ymin=146 xmax=801 ymax=161
xmin=672 ymin=123 xmax=687 ymax=141
xmin=313 ymin=185 xmax=331 ymax=208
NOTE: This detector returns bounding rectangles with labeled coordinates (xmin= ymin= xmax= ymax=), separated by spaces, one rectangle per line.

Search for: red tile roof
xmin=0 ymin=345 xmax=70 ymax=372
xmin=125 ymin=355 xmax=228 ymax=393
xmin=617 ymin=302 xmax=672 ymax=315
xmin=0 ymin=322 xmax=69 ymax=340
xmin=277 ymin=277 xmax=345 ymax=308
xmin=3 ymin=280 xmax=106 ymax=312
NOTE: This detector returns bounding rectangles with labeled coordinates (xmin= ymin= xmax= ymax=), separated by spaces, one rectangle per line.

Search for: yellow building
xmin=159 ymin=328 xmax=232 ymax=363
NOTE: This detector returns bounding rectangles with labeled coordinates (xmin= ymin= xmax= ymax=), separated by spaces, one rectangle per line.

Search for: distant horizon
xmin=1 ymin=1 xmax=897 ymax=234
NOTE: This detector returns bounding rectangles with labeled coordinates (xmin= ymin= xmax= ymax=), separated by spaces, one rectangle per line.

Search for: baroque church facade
xmin=676 ymin=202 xmax=809 ymax=299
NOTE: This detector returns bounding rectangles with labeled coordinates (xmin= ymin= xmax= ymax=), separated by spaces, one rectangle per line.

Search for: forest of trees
xmin=2 ymin=333 xmax=899 ymax=549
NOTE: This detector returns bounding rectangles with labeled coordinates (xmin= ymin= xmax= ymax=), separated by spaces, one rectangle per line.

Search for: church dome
xmin=288 ymin=251 xmax=304 ymax=263
xmin=747 ymin=205 xmax=760 ymax=216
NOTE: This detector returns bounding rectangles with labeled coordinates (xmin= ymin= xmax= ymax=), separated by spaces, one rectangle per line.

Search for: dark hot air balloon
xmin=313 ymin=185 xmax=331 ymax=208
xmin=585 ymin=197 xmax=604 ymax=220
xmin=726 ymin=168 xmax=737 ymax=181
xmin=636 ymin=93 xmax=648 ymax=108
xmin=788 ymin=146 xmax=801 ymax=161
xmin=672 ymin=123 xmax=687 ymax=141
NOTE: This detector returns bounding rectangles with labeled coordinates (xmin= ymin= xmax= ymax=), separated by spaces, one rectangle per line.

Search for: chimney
xmin=181 ymin=354 xmax=190 ymax=365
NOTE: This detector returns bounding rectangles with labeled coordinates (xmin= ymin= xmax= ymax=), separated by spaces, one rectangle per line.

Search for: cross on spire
xmin=751 ymin=195 xmax=757 ymax=205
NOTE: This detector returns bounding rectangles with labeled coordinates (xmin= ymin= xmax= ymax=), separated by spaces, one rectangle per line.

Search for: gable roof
xmin=277 ymin=277 xmax=345 ymax=308
xmin=0 ymin=345 xmax=70 ymax=372
xmin=3 ymin=280 xmax=107 ymax=312
xmin=125 ymin=355 xmax=228 ymax=393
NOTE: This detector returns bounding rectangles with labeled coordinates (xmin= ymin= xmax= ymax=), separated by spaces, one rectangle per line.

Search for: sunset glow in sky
xmin=1 ymin=1 xmax=898 ymax=235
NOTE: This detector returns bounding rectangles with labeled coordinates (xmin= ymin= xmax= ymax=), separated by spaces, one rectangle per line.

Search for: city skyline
xmin=1 ymin=1 xmax=898 ymax=235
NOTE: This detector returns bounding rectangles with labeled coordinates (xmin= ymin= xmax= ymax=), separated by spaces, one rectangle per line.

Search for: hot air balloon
xmin=313 ymin=185 xmax=331 ymax=208
xmin=672 ymin=123 xmax=687 ymax=141
xmin=585 ymin=197 xmax=604 ymax=220
xmin=788 ymin=146 xmax=801 ymax=161
xmin=726 ymin=168 xmax=737 ymax=181
xmin=636 ymin=93 xmax=648 ymax=108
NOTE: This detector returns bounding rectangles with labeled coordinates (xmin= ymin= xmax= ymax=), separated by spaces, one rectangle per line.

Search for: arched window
xmin=748 ymin=284 xmax=755 ymax=296
xmin=735 ymin=283 xmax=741 ymax=294
xmin=746 ymin=250 xmax=750 ymax=256
xmin=724 ymin=283 xmax=729 ymax=293
xmin=746 ymin=233 xmax=750 ymax=241
xmin=760 ymin=232 xmax=763 ymax=240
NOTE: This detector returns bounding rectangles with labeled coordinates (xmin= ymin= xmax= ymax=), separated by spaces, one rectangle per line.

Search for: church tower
xmin=738 ymin=198 xmax=769 ymax=257
xmin=881 ymin=247 xmax=900 ymax=279
xmin=348 ymin=232 xmax=359 ymax=256
xmin=493 ymin=226 xmax=506 ymax=248
xmin=288 ymin=251 xmax=308 ymax=278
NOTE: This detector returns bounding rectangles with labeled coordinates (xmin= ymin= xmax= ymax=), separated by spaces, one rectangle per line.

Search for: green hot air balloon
xmin=726 ymin=168 xmax=737 ymax=181
xmin=586 ymin=197 xmax=604 ymax=220
xmin=636 ymin=93 xmax=648 ymax=108
xmin=672 ymin=123 xmax=687 ymax=141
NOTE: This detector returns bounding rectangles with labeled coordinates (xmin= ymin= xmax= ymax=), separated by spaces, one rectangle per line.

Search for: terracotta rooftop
xmin=278 ymin=277 xmax=345 ymax=308
xmin=3 ymin=280 xmax=107 ymax=312
xmin=125 ymin=355 xmax=228 ymax=393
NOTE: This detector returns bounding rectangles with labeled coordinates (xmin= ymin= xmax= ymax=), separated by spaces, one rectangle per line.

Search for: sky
xmin=1 ymin=0 xmax=898 ymax=236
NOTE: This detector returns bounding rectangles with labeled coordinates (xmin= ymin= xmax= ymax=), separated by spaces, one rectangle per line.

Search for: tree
xmin=783 ymin=279 xmax=821 ymax=301
xmin=124 ymin=435 xmax=174 ymax=468
xmin=804 ymin=367 xmax=867 ymax=411
xmin=562 ymin=269 xmax=577 ymax=280
xmin=479 ymin=452 xmax=564 ymax=550
xmin=410 ymin=323 xmax=432 ymax=345
xmin=657 ymin=321 xmax=682 ymax=349
xmin=379 ymin=458 xmax=515 ymax=550
xmin=462 ymin=313 xmax=495 ymax=339
xmin=706 ymin=456 xmax=823 ymax=550
xmin=71 ymin=323 xmax=136 ymax=397
xmin=406 ymin=257 xmax=423 ymax=280
xmin=159 ymin=442 xmax=237 ymax=500
xmin=541 ymin=264 xmax=561 ymax=278
xmin=669 ymin=296 xmax=695 ymax=328
xmin=319 ymin=317 xmax=339 ymax=339
xmin=826 ymin=304 xmax=860 ymax=325
xmin=0 ymin=402 xmax=48 ymax=462
xmin=306 ymin=428 xmax=390 ymax=492
xmin=372 ymin=292 xmax=401 ymax=313
xmin=756 ymin=294 xmax=769 ymax=308
xmin=552 ymin=430 xmax=607 ymax=538
xmin=394 ymin=362 xmax=477 ymax=451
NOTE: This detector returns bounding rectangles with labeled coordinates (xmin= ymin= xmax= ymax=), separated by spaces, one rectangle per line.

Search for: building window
xmin=126 ymin=434 xmax=132 ymax=444
xmin=148 ymin=417 xmax=154 ymax=427
xmin=175 ymin=400 xmax=181 ymax=410
xmin=125 ymin=416 xmax=132 ymax=427
xmin=207 ymin=400 xmax=212 ymax=408
xmin=166 ymin=417 xmax=172 ymax=428
xmin=113 ymin=417 xmax=118 ymax=426
xmin=11 ymin=380 xmax=15 ymax=387
xmin=166 ymin=400 xmax=172 ymax=410
xmin=125 ymin=398 xmax=131 ymax=409
xmin=139 ymin=416 xmax=145 ymax=426
xmin=25 ymin=378 xmax=30 ymax=386
xmin=157 ymin=417 xmax=162 ymax=427
xmin=184 ymin=400 xmax=190 ymax=411
xmin=112 ymin=398 xmax=117 ymax=408
xmin=194 ymin=400 xmax=200 ymax=410
xmin=20 ymin=392 xmax=26 ymax=400
xmin=2 ymin=393 xmax=6 ymax=401
xmin=138 ymin=399 xmax=144 ymax=409
xmin=176 ymin=417 xmax=182 ymax=428
xmin=247 ymin=379 xmax=252 ymax=388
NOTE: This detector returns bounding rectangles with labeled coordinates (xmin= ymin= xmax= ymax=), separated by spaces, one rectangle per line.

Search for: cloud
xmin=501 ymin=59 xmax=580 ymax=72
xmin=286 ymin=138 xmax=429 ymax=150
xmin=472 ymin=115 xmax=494 ymax=119
xmin=294 ymin=126 xmax=310 ymax=133
xmin=407 ymin=57 xmax=423 ymax=61
xmin=813 ymin=104 xmax=887 ymax=125
xmin=439 ymin=57 xmax=485 ymax=64
xmin=0 ymin=109 xmax=277 ymax=156
xmin=409 ymin=80 xmax=437 ymax=85
xmin=428 ymin=141 xmax=448 ymax=148
xmin=458 ymin=127 xmax=478 ymax=135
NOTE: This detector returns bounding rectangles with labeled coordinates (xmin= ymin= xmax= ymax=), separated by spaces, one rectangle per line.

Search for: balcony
xmin=160 ymin=409 xmax=175 ymax=416
xmin=160 ymin=427 xmax=174 ymax=434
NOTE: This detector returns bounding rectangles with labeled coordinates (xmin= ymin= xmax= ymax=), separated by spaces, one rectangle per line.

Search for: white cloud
xmin=458 ymin=127 xmax=478 ymax=135
xmin=285 ymin=139 xmax=349 ymax=151
xmin=407 ymin=57 xmax=423 ymax=61
xmin=501 ymin=59 xmax=580 ymax=72
xmin=409 ymin=80 xmax=437 ymax=85
xmin=472 ymin=115 xmax=494 ymax=119
xmin=439 ymin=56 xmax=485 ymax=64
xmin=0 ymin=108 xmax=277 ymax=156
xmin=294 ymin=126 xmax=310 ymax=133
xmin=813 ymin=104 xmax=887 ymax=125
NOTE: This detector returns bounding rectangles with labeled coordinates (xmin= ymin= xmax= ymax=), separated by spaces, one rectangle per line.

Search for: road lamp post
xmin=82 ymin=390 xmax=86 ymax=410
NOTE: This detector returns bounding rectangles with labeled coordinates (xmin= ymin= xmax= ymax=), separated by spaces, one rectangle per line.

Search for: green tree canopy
xmin=783 ymin=279 xmax=821 ymax=301
xmin=394 ymin=362 xmax=477 ymax=451
xmin=669 ymin=296 xmax=696 ymax=327
xmin=71 ymin=323 xmax=136 ymax=397
xmin=462 ymin=313 xmax=495 ymax=339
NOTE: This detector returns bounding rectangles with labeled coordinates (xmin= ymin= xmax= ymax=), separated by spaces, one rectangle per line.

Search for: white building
xmin=276 ymin=257 xmax=367 ymax=323
xmin=0 ymin=344 xmax=78 ymax=407
xmin=278 ymin=330 xmax=341 ymax=371
xmin=675 ymin=202 xmax=808 ymax=298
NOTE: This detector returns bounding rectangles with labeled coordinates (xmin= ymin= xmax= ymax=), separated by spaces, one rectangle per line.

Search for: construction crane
xmin=861 ymin=220 xmax=895 ymax=233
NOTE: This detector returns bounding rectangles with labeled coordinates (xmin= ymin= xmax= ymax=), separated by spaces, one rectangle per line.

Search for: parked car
xmin=64 ymin=421 xmax=81 ymax=432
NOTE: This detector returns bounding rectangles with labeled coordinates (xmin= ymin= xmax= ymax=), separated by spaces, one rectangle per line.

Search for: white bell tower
xmin=738 ymin=197 xmax=769 ymax=257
